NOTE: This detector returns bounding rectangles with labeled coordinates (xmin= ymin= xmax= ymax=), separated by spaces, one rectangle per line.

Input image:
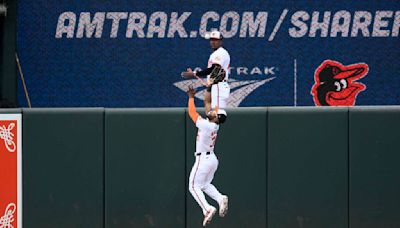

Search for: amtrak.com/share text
xmin=55 ymin=10 xmax=400 ymax=40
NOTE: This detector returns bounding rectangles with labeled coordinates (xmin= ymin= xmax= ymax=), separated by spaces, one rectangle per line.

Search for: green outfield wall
xmin=2 ymin=106 xmax=399 ymax=227
xmin=23 ymin=109 xmax=104 ymax=228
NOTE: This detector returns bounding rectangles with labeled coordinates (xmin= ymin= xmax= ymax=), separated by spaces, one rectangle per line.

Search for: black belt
xmin=196 ymin=151 xmax=211 ymax=156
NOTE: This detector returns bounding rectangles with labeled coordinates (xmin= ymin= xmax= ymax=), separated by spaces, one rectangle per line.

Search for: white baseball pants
xmin=211 ymin=82 xmax=230 ymax=109
xmin=189 ymin=152 xmax=224 ymax=215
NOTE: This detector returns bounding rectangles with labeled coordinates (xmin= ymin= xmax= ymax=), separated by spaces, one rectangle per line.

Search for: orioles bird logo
xmin=311 ymin=60 xmax=369 ymax=106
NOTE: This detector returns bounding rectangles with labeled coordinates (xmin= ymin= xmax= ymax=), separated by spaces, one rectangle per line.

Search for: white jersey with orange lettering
xmin=207 ymin=47 xmax=231 ymax=109
xmin=195 ymin=117 xmax=219 ymax=152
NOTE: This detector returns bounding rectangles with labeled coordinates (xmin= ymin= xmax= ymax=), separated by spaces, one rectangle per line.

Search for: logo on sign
xmin=0 ymin=123 xmax=16 ymax=153
xmin=174 ymin=77 xmax=275 ymax=107
xmin=311 ymin=60 xmax=368 ymax=106
xmin=175 ymin=65 xmax=277 ymax=107
xmin=0 ymin=203 xmax=16 ymax=228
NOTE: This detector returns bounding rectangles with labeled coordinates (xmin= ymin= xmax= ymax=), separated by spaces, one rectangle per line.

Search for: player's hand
xmin=181 ymin=68 xmax=195 ymax=78
xmin=187 ymin=86 xmax=196 ymax=98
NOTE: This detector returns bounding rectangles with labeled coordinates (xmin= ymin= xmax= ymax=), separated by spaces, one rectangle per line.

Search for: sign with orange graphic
xmin=0 ymin=114 xmax=22 ymax=228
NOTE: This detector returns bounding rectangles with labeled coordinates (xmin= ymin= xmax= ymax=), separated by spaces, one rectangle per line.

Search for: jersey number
xmin=210 ymin=131 xmax=218 ymax=148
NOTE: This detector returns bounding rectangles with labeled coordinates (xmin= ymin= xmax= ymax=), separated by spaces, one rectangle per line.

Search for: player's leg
xmin=202 ymin=154 xmax=223 ymax=202
xmin=202 ymin=154 xmax=229 ymax=217
xmin=188 ymin=155 xmax=214 ymax=215
xmin=211 ymin=82 xmax=230 ymax=110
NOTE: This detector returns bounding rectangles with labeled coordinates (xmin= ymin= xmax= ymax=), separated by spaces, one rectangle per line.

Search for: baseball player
xmin=182 ymin=30 xmax=231 ymax=113
xmin=187 ymin=86 xmax=229 ymax=227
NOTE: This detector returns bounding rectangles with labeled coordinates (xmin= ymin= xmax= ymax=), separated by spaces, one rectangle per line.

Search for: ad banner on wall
xmin=17 ymin=1 xmax=400 ymax=107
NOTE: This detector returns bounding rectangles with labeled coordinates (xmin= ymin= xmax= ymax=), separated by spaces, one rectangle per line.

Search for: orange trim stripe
xmin=188 ymin=98 xmax=199 ymax=123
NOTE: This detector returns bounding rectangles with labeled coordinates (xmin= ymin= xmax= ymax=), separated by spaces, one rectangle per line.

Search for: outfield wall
xmin=2 ymin=107 xmax=399 ymax=227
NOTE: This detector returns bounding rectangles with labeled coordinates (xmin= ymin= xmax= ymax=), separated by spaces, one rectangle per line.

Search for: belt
xmin=195 ymin=151 xmax=213 ymax=156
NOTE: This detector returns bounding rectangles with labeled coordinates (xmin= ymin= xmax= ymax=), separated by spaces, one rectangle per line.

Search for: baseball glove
xmin=209 ymin=65 xmax=226 ymax=84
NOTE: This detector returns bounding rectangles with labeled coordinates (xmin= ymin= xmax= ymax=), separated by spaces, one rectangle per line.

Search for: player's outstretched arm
xmin=187 ymin=86 xmax=199 ymax=123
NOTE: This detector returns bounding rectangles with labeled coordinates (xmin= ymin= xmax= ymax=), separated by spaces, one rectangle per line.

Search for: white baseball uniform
xmin=207 ymin=47 xmax=231 ymax=109
xmin=188 ymin=98 xmax=225 ymax=216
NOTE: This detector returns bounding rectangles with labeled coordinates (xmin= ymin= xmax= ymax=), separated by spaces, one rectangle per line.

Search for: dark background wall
xmin=349 ymin=107 xmax=400 ymax=228
xmin=3 ymin=106 xmax=397 ymax=227
xmin=105 ymin=109 xmax=186 ymax=228
xmin=268 ymin=107 xmax=348 ymax=228
xmin=23 ymin=108 xmax=104 ymax=228
xmin=0 ymin=0 xmax=17 ymax=106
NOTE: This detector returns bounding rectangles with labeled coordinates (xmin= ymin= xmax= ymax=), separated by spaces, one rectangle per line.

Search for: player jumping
xmin=187 ymin=85 xmax=229 ymax=227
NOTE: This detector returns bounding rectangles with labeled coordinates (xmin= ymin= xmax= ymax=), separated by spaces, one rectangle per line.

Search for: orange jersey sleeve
xmin=188 ymin=98 xmax=199 ymax=123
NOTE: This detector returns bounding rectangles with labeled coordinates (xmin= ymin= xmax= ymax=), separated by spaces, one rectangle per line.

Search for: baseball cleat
xmin=219 ymin=195 xmax=229 ymax=217
xmin=203 ymin=206 xmax=217 ymax=226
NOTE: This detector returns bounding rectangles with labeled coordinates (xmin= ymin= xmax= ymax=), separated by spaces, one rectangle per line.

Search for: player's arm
xmin=181 ymin=64 xmax=219 ymax=78
xmin=187 ymin=86 xmax=199 ymax=123
xmin=195 ymin=64 xmax=219 ymax=77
